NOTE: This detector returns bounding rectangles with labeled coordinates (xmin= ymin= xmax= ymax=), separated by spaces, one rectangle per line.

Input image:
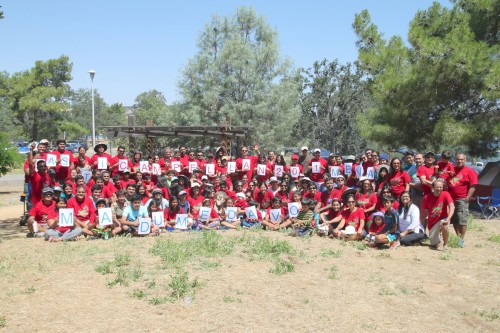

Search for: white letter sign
xmin=241 ymin=159 xmax=251 ymax=171
xmin=98 ymin=208 xmax=113 ymax=226
xmin=60 ymin=154 xmax=70 ymax=167
xmin=227 ymin=162 xmax=236 ymax=174
xmin=171 ymin=161 xmax=181 ymax=173
xmin=152 ymin=163 xmax=161 ymax=175
xmin=98 ymin=157 xmax=108 ymax=170
xmin=312 ymin=162 xmax=321 ymax=174
xmin=257 ymin=164 xmax=266 ymax=176
xmin=118 ymin=159 xmax=128 ymax=171
xmin=274 ymin=165 xmax=284 ymax=177
xmin=287 ymin=202 xmax=301 ymax=218
xmin=140 ymin=161 xmax=149 ymax=173
xmin=152 ymin=211 xmax=164 ymax=227
xmin=175 ymin=214 xmax=188 ymax=229
xmin=58 ymin=208 xmax=74 ymax=227
xmin=206 ymin=164 xmax=215 ymax=176
xmin=138 ymin=217 xmax=151 ymax=235
xmin=290 ymin=166 xmax=300 ymax=178
xmin=46 ymin=154 xmax=57 ymax=167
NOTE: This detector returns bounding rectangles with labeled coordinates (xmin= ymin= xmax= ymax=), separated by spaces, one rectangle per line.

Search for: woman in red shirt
xmin=356 ymin=178 xmax=377 ymax=228
xmin=387 ymin=158 xmax=411 ymax=198
xmin=333 ymin=194 xmax=366 ymax=240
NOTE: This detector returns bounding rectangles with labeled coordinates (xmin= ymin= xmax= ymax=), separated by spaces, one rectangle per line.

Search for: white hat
xmin=344 ymin=226 xmax=356 ymax=235
xmin=336 ymin=175 xmax=345 ymax=180
xmin=236 ymin=192 xmax=246 ymax=199
xmin=178 ymin=190 xmax=187 ymax=196
xmin=313 ymin=148 xmax=321 ymax=153
xmin=301 ymin=146 xmax=308 ymax=151
xmin=269 ymin=176 xmax=278 ymax=183
xmin=201 ymin=175 xmax=208 ymax=180
xmin=39 ymin=139 xmax=49 ymax=145
xmin=302 ymin=177 xmax=311 ymax=182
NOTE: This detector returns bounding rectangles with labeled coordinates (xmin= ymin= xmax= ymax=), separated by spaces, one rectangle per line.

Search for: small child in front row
xmin=368 ymin=197 xmax=400 ymax=249
xmin=366 ymin=211 xmax=385 ymax=246
xmin=241 ymin=200 xmax=263 ymax=228
xmin=290 ymin=198 xmax=314 ymax=237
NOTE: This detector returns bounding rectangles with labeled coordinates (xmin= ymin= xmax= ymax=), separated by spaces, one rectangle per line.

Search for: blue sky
xmin=1 ymin=0 xmax=448 ymax=106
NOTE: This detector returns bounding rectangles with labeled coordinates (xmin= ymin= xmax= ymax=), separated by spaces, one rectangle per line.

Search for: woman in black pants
xmin=398 ymin=191 xmax=426 ymax=246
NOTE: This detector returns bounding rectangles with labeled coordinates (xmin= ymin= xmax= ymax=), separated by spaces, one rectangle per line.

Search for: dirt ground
xmin=0 ymin=176 xmax=499 ymax=333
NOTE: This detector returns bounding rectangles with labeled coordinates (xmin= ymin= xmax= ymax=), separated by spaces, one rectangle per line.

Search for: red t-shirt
xmin=369 ymin=221 xmax=386 ymax=234
xmin=52 ymin=150 xmax=75 ymax=181
xmin=254 ymin=190 xmax=274 ymax=208
xmin=341 ymin=208 xmax=365 ymax=231
xmin=110 ymin=155 xmax=134 ymax=177
xmin=422 ymin=191 xmax=454 ymax=230
xmin=417 ymin=164 xmax=436 ymax=195
xmin=309 ymin=157 xmax=327 ymax=182
xmin=304 ymin=191 xmax=322 ymax=202
xmin=356 ymin=192 xmax=377 ymax=211
xmin=29 ymin=172 xmax=53 ymax=204
xmin=187 ymin=195 xmax=204 ymax=216
xmin=90 ymin=153 xmax=113 ymax=170
xmin=67 ymin=197 xmax=96 ymax=222
xmin=236 ymin=155 xmax=258 ymax=180
xmin=437 ymin=161 xmax=455 ymax=182
xmin=448 ymin=166 xmax=478 ymax=200
xmin=387 ymin=170 xmax=411 ymax=198
xmin=164 ymin=207 xmax=185 ymax=221
xmin=29 ymin=200 xmax=56 ymax=224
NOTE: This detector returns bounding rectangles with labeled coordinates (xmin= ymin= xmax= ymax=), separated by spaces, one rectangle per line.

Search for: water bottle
xmin=104 ymin=231 xmax=109 ymax=240
xmin=33 ymin=221 xmax=38 ymax=233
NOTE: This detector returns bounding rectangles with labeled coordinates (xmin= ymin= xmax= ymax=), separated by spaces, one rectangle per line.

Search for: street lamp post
xmin=88 ymin=69 xmax=96 ymax=148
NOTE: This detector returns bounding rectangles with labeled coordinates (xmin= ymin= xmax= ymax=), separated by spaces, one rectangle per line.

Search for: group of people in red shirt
xmin=25 ymin=140 xmax=477 ymax=250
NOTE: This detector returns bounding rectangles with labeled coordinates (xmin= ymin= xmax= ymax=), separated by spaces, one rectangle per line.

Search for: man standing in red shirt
xmin=90 ymin=143 xmax=112 ymax=170
xmin=51 ymin=139 xmax=75 ymax=183
xmin=448 ymin=154 xmax=477 ymax=248
xmin=421 ymin=180 xmax=455 ymax=251
xmin=236 ymin=145 xmax=259 ymax=180
xmin=110 ymin=146 xmax=134 ymax=178
xmin=28 ymin=143 xmax=53 ymax=205
xmin=308 ymin=149 xmax=327 ymax=188
xmin=418 ymin=151 xmax=437 ymax=196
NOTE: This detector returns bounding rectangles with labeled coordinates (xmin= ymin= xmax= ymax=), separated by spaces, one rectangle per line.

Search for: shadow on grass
xmin=0 ymin=217 xmax=26 ymax=243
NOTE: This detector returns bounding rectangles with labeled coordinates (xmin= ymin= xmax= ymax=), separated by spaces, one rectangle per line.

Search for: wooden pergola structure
xmin=100 ymin=119 xmax=252 ymax=156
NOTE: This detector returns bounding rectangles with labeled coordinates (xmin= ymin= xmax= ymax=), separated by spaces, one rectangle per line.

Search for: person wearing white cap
xmin=268 ymin=176 xmax=280 ymax=195
xmin=309 ymin=149 xmax=327 ymax=189
xmin=37 ymin=139 xmax=50 ymax=160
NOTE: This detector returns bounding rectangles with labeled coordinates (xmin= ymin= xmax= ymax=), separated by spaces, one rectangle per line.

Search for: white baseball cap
xmin=301 ymin=146 xmax=308 ymax=151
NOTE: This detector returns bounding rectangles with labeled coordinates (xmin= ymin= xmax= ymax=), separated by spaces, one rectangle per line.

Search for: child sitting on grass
xmin=369 ymin=197 xmax=400 ymax=249
xmin=290 ymin=198 xmax=314 ymax=237
xmin=88 ymin=198 xmax=122 ymax=240
xmin=241 ymin=200 xmax=263 ymax=228
xmin=262 ymin=197 xmax=288 ymax=231
xmin=366 ymin=211 xmax=385 ymax=246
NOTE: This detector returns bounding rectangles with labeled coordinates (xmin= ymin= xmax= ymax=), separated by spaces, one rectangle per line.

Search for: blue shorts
xmin=387 ymin=233 xmax=398 ymax=242
xmin=241 ymin=221 xmax=262 ymax=228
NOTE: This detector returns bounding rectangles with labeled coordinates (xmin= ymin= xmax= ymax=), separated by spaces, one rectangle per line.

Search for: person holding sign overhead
xmin=90 ymin=143 xmax=112 ymax=171
xmin=45 ymin=197 xmax=83 ymax=242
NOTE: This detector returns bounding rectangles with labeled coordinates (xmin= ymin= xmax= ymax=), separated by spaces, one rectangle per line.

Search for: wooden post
xmin=128 ymin=115 xmax=136 ymax=152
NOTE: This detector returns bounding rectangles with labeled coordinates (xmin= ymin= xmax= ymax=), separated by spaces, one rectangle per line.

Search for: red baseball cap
xmin=291 ymin=154 xmax=299 ymax=160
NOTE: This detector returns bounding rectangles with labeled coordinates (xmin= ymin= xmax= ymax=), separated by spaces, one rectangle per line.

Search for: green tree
xmin=353 ymin=1 xmax=499 ymax=157
xmin=0 ymin=132 xmax=22 ymax=176
xmin=178 ymin=6 xmax=301 ymax=149
xmin=296 ymin=59 xmax=371 ymax=154
xmin=6 ymin=56 xmax=73 ymax=141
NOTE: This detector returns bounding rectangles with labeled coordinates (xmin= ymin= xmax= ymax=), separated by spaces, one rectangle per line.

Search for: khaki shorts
xmin=451 ymin=199 xmax=469 ymax=226
xmin=429 ymin=219 xmax=449 ymax=246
